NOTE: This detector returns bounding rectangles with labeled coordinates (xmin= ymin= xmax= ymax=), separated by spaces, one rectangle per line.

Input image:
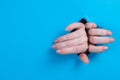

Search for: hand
xmin=52 ymin=22 xmax=88 ymax=54
xmin=79 ymin=23 xmax=114 ymax=64
xmin=52 ymin=22 xmax=114 ymax=64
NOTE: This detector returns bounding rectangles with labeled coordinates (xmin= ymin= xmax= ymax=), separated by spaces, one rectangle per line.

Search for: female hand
xmin=52 ymin=22 xmax=88 ymax=54
xmin=79 ymin=23 xmax=114 ymax=64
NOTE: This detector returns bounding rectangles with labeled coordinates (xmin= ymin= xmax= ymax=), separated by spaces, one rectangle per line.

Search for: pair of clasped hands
xmin=52 ymin=22 xmax=114 ymax=64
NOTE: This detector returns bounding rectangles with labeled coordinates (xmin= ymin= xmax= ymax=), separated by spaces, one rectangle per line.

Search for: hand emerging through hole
xmin=52 ymin=22 xmax=114 ymax=64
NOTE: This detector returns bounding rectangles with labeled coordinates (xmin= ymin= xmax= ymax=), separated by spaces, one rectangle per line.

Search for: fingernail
xmin=110 ymin=38 xmax=114 ymax=42
xmin=103 ymin=47 xmax=108 ymax=50
xmin=107 ymin=31 xmax=112 ymax=35
xmin=57 ymin=50 xmax=62 ymax=53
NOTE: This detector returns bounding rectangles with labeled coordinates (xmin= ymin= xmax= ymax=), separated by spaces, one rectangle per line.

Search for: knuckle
xmin=78 ymin=36 xmax=88 ymax=45
xmin=67 ymin=42 xmax=72 ymax=46
xmin=76 ymin=38 xmax=82 ymax=45
xmin=89 ymin=29 xmax=93 ymax=35
xmin=89 ymin=36 xmax=96 ymax=44
xmin=79 ymin=23 xmax=85 ymax=28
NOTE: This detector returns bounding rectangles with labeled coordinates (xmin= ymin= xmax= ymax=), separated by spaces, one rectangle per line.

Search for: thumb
xmin=79 ymin=53 xmax=89 ymax=64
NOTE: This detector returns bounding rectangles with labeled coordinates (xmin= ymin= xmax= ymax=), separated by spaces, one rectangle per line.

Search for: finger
xmin=65 ymin=22 xmax=85 ymax=31
xmin=55 ymin=29 xmax=86 ymax=43
xmin=56 ymin=44 xmax=88 ymax=54
xmin=53 ymin=36 xmax=87 ymax=49
xmin=79 ymin=53 xmax=89 ymax=64
xmin=89 ymin=29 xmax=112 ymax=36
xmin=88 ymin=44 xmax=108 ymax=53
xmin=89 ymin=36 xmax=114 ymax=44
xmin=85 ymin=23 xmax=97 ymax=29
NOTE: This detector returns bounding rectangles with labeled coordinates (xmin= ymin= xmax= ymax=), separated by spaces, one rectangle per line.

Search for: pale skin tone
xmin=52 ymin=22 xmax=114 ymax=64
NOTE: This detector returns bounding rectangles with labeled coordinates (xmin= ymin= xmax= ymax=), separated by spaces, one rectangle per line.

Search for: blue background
xmin=0 ymin=0 xmax=119 ymax=80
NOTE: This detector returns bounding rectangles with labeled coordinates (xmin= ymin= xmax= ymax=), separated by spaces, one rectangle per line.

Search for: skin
xmin=52 ymin=22 xmax=114 ymax=64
